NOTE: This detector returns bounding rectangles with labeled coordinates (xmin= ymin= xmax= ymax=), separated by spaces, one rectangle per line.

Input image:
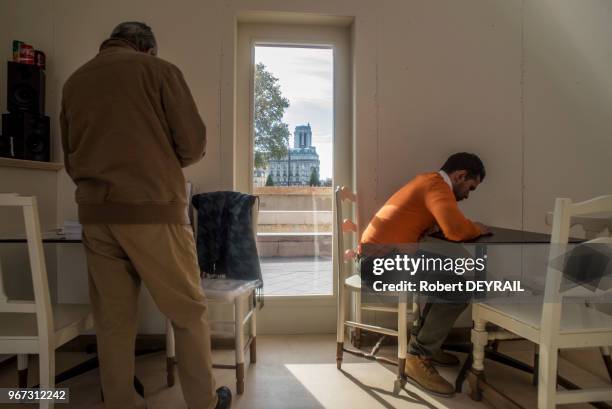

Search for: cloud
xmin=256 ymin=46 xmax=333 ymax=100
xmin=313 ymin=133 xmax=333 ymax=144
xmin=284 ymin=99 xmax=333 ymax=137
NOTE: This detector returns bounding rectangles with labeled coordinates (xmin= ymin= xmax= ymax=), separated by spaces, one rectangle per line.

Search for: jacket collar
xmin=98 ymin=38 xmax=139 ymax=54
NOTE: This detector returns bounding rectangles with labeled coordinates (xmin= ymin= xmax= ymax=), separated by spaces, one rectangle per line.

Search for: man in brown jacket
xmin=61 ymin=22 xmax=231 ymax=409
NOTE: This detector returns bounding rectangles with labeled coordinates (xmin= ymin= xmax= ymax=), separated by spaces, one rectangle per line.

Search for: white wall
xmin=0 ymin=0 xmax=58 ymax=233
xmin=1 ymin=0 xmax=611 ymax=333
xmin=522 ymin=0 xmax=612 ymax=232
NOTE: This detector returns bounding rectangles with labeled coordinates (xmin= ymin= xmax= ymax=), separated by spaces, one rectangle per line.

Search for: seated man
xmin=360 ymin=152 xmax=488 ymax=397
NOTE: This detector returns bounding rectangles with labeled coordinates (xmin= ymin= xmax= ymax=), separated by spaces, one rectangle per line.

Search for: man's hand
xmin=474 ymin=222 xmax=491 ymax=236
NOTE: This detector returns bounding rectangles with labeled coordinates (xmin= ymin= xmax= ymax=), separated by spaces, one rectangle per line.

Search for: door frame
xmin=234 ymin=22 xmax=353 ymax=333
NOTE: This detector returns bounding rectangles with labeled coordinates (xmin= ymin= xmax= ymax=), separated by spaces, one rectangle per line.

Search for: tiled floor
xmin=260 ymin=257 xmax=332 ymax=295
xmin=0 ymin=335 xmax=607 ymax=409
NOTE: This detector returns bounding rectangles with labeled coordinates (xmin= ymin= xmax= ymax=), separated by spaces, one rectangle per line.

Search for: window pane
xmin=253 ymin=45 xmax=334 ymax=296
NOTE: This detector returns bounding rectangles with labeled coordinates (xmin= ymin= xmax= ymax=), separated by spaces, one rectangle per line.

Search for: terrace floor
xmin=260 ymin=256 xmax=333 ymax=295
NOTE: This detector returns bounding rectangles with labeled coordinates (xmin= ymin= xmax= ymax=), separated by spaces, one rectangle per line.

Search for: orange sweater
xmin=360 ymin=172 xmax=480 ymax=245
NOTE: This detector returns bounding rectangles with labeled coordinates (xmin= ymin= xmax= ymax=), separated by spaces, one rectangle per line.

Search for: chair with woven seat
xmin=0 ymin=194 xmax=93 ymax=409
xmin=335 ymin=186 xmax=417 ymax=393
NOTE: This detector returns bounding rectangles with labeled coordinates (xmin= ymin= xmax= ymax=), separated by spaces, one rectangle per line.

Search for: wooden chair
xmin=166 ymin=197 xmax=260 ymax=394
xmin=335 ymin=186 xmax=416 ymax=393
xmin=470 ymin=195 xmax=612 ymax=408
xmin=545 ymin=209 xmax=612 ymax=381
xmin=0 ymin=194 xmax=93 ymax=409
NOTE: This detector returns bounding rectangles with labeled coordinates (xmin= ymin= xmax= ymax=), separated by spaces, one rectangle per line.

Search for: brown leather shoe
xmin=431 ymin=349 xmax=460 ymax=367
xmin=404 ymin=354 xmax=455 ymax=397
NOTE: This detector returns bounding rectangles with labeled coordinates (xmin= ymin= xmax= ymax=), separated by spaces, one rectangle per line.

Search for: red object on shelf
xmin=19 ymin=43 xmax=34 ymax=64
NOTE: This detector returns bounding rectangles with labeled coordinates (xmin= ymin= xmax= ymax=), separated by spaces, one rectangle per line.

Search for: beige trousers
xmin=82 ymin=224 xmax=217 ymax=409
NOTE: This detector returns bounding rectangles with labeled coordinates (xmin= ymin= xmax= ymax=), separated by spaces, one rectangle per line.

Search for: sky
xmin=255 ymin=46 xmax=334 ymax=179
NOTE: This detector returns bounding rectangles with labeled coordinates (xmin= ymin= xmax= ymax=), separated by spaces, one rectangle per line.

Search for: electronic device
xmin=0 ymin=133 xmax=12 ymax=158
xmin=1 ymin=112 xmax=50 ymax=161
xmin=7 ymin=61 xmax=45 ymax=115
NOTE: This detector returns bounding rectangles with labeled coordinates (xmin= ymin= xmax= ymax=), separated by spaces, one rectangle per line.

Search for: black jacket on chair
xmin=192 ymin=191 xmax=262 ymax=283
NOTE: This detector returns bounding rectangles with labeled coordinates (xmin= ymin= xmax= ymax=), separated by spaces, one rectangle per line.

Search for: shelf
xmin=0 ymin=157 xmax=63 ymax=171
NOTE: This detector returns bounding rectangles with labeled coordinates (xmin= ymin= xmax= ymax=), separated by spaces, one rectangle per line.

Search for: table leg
xmin=455 ymin=352 xmax=472 ymax=393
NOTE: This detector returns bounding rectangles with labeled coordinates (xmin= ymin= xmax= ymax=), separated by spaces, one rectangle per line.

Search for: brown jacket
xmin=60 ymin=38 xmax=205 ymax=224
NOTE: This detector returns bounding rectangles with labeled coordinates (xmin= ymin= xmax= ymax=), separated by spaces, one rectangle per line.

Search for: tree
xmin=254 ymin=62 xmax=290 ymax=169
xmin=309 ymin=167 xmax=321 ymax=187
xmin=265 ymin=174 xmax=274 ymax=186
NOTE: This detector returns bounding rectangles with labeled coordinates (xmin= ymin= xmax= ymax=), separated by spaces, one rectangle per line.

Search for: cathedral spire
xmin=293 ymin=124 xmax=312 ymax=149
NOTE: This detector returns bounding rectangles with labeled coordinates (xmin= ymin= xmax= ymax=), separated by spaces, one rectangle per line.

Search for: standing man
xmin=360 ymin=152 xmax=488 ymax=397
xmin=61 ymin=22 xmax=231 ymax=409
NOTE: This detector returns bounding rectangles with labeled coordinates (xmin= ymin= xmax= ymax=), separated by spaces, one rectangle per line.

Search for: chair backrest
xmin=545 ymin=195 xmax=612 ymax=299
xmin=559 ymin=236 xmax=612 ymax=299
xmin=334 ymin=186 xmax=358 ymax=281
xmin=187 ymin=185 xmax=259 ymax=241
xmin=541 ymin=195 xmax=612 ymax=333
xmin=191 ymin=191 xmax=261 ymax=283
xmin=0 ymin=194 xmax=54 ymax=343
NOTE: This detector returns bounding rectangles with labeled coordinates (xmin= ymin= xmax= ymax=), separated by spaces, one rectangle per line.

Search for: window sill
xmin=0 ymin=157 xmax=63 ymax=172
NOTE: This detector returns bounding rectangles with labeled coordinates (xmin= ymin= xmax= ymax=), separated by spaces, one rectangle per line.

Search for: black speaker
xmin=0 ymin=133 xmax=12 ymax=158
xmin=7 ymin=61 xmax=45 ymax=114
xmin=1 ymin=112 xmax=50 ymax=161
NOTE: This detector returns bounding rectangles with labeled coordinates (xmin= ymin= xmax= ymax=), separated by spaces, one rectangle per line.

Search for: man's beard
xmin=453 ymin=186 xmax=463 ymax=201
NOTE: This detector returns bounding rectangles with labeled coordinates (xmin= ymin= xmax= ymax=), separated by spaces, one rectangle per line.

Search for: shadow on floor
xmin=340 ymin=369 xmax=435 ymax=409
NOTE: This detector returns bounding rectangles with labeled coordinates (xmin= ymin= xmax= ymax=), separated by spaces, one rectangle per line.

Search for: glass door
xmin=235 ymin=21 xmax=351 ymax=333
xmin=252 ymin=45 xmax=334 ymax=296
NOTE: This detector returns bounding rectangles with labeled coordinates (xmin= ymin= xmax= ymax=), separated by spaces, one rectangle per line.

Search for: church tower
xmin=293 ymin=123 xmax=312 ymax=148
xmin=266 ymin=123 xmax=319 ymax=186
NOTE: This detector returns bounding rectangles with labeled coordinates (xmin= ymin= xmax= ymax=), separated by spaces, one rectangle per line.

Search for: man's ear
xmin=453 ymin=170 xmax=468 ymax=182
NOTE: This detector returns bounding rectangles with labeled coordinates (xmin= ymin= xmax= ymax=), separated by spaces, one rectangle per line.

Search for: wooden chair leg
xmin=470 ymin=317 xmax=487 ymax=401
xmin=538 ymin=344 xmax=559 ymax=409
xmin=236 ymin=363 xmax=245 ymax=394
xmin=394 ymin=358 xmax=406 ymax=395
xmin=336 ymin=269 xmax=346 ymax=370
xmin=353 ymin=292 xmax=362 ymax=348
xmin=249 ymin=337 xmax=257 ymax=364
xmin=394 ymin=293 xmax=408 ymax=395
xmin=39 ymin=346 xmax=55 ymax=409
xmin=166 ymin=357 xmax=175 ymax=387
xmin=235 ymin=297 xmax=246 ymax=394
xmin=467 ymin=369 xmax=484 ymax=401
xmin=250 ymin=294 xmax=257 ymax=364
xmin=165 ymin=318 xmax=176 ymax=387
xmin=17 ymin=354 xmax=28 ymax=388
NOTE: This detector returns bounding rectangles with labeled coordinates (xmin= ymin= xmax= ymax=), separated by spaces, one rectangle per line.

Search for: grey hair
xmin=110 ymin=22 xmax=157 ymax=53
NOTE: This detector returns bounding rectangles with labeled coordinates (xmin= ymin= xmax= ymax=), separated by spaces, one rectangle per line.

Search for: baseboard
xmin=58 ymin=334 xmax=237 ymax=353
